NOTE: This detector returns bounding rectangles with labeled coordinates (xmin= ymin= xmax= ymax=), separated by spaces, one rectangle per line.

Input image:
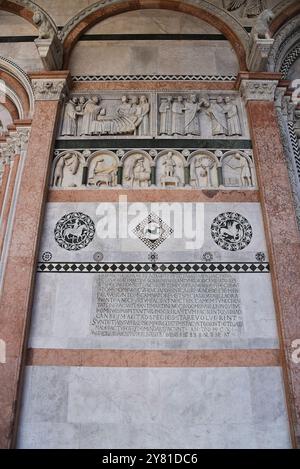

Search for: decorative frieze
xmin=72 ymin=75 xmax=237 ymax=82
xmin=59 ymin=91 xmax=248 ymax=139
xmin=50 ymin=148 xmax=256 ymax=190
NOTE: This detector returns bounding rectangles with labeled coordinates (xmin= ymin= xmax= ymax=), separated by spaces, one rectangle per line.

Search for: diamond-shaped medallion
xmin=133 ymin=212 xmax=173 ymax=251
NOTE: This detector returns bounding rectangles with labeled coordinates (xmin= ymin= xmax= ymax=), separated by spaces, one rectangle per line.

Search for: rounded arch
xmin=51 ymin=151 xmax=86 ymax=188
xmin=0 ymin=0 xmax=57 ymax=36
xmin=122 ymin=149 xmax=153 ymax=166
xmin=0 ymin=56 xmax=34 ymax=119
xmin=221 ymin=150 xmax=255 ymax=189
xmin=220 ymin=150 xmax=253 ymax=164
xmin=188 ymin=149 xmax=218 ymax=166
xmin=270 ymin=1 xmax=300 ymax=38
xmin=188 ymin=150 xmax=219 ymax=189
xmin=87 ymin=150 xmax=119 ymax=187
xmin=155 ymin=149 xmax=187 ymax=166
xmin=267 ymin=13 xmax=300 ymax=75
xmin=62 ymin=0 xmax=249 ymax=70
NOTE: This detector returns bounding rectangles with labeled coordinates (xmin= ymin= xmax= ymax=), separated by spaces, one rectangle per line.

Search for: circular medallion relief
xmin=211 ymin=212 xmax=253 ymax=251
xmin=54 ymin=212 xmax=95 ymax=251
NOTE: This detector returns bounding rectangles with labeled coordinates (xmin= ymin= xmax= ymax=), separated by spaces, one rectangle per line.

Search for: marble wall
xmin=17 ymin=366 xmax=291 ymax=449
xmin=69 ymin=40 xmax=239 ymax=77
xmin=27 ymin=201 xmax=278 ymax=351
xmin=0 ymin=12 xmax=44 ymax=72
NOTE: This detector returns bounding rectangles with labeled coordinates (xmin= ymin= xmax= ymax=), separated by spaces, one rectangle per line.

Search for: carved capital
xmin=239 ymin=79 xmax=278 ymax=102
xmin=14 ymin=127 xmax=30 ymax=153
xmin=32 ymin=78 xmax=68 ymax=101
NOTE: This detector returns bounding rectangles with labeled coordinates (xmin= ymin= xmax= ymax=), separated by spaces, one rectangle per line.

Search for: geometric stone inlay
xmin=54 ymin=212 xmax=95 ymax=251
xmin=133 ymin=212 xmax=173 ymax=251
xmin=211 ymin=212 xmax=253 ymax=251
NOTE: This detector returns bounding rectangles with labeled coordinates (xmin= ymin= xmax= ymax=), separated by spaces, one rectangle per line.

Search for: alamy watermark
xmin=95 ymin=196 xmax=205 ymax=250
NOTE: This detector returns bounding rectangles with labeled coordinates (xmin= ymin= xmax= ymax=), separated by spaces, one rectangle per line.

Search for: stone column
xmin=0 ymin=72 xmax=69 ymax=448
xmin=238 ymin=73 xmax=300 ymax=448
xmin=0 ymin=123 xmax=31 ymax=259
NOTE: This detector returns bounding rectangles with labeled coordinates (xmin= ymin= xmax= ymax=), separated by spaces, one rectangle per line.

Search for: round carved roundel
xmin=54 ymin=212 xmax=95 ymax=251
xmin=211 ymin=212 xmax=253 ymax=251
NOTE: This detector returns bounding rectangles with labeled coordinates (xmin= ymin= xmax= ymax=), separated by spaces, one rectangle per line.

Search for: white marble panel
xmin=86 ymin=10 xmax=222 ymax=35
xmin=69 ymin=41 xmax=239 ymax=76
xmin=38 ymin=202 xmax=267 ymax=263
xmin=0 ymin=11 xmax=37 ymax=36
xmin=0 ymin=43 xmax=43 ymax=72
xmin=17 ymin=366 xmax=291 ymax=449
xmin=29 ymin=271 xmax=279 ymax=350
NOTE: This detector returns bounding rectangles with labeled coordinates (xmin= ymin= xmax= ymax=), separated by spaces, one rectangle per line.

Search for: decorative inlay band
xmin=37 ymin=262 xmax=270 ymax=274
xmin=72 ymin=75 xmax=237 ymax=82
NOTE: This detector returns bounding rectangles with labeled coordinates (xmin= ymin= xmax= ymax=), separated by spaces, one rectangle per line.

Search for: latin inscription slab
xmin=91 ymin=273 xmax=243 ymax=338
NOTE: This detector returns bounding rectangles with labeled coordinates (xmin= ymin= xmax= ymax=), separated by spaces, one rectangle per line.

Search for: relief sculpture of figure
xmin=224 ymin=152 xmax=253 ymax=187
xmin=193 ymin=156 xmax=215 ymax=188
xmin=159 ymin=152 xmax=183 ymax=187
xmin=89 ymin=158 xmax=118 ymax=187
xmin=91 ymin=95 xmax=147 ymax=136
xmin=226 ymin=0 xmax=265 ymax=18
xmin=202 ymin=97 xmax=227 ymax=136
xmin=118 ymin=95 xmax=131 ymax=118
xmin=159 ymin=97 xmax=172 ymax=136
xmin=138 ymin=96 xmax=150 ymax=136
xmin=172 ymin=96 xmax=185 ymax=136
xmin=124 ymin=156 xmax=151 ymax=188
xmin=53 ymin=152 xmax=80 ymax=187
xmin=184 ymin=95 xmax=201 ymax=136
xmin=75 ymin=96 xmax=86 ymax=137
xmin=223 ymin=97 xmax=242 ymax=136
xmin=81 ymin=96 xmax=105 ymax=136
xmin=0 ymin=119 xmax=4 ymax=136
xmin=61 ymin=97 xmax=78 ymax=136
xmin=60 ymin=94 xmax=151 ymax=137
xmin=130 ymin=96 xmax=141 ymax=136
xmin=163 ymin=152 xmax=177 ymax=177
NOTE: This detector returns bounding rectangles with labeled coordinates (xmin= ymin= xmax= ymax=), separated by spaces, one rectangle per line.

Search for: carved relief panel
xmin=51 ymin=149 xmax=256 ymax=190
xmin=52 ymin=151 xmax=85 ymax=188
xmin=87 ymin=151 xmax=119 ymax=187
xmin=189 ymin=151 xmax=219 ymax=189
xmin=122 ymin=151 xmax=152 ymax=188
xmin=60 ymin=93 xmax=151 ymax=138
xmin=156 ymin=151 xmax=185 ymax=188
xmin=157 ymin=93 xmax=244 ymax=138
xmin=58 ymin=91 xmax=249 ymax=140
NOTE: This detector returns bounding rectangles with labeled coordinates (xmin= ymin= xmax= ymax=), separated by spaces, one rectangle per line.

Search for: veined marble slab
xmin=17 ymin=366 xmax=291 ymax=449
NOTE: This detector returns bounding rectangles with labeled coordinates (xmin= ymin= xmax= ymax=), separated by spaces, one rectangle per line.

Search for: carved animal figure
xmin=220 ymin=221 xmax=244 ymax=243
xmin=251 ymin=9 xmax=275 ymax=40
xmin=32 ymin=10 xmax=54 ymax=39
xmin=64 ymin=220 xmax=86 ymax=242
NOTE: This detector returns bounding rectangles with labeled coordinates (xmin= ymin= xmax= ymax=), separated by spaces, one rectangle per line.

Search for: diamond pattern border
xmin=37 ymin=262 xmax=270 ymax=274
